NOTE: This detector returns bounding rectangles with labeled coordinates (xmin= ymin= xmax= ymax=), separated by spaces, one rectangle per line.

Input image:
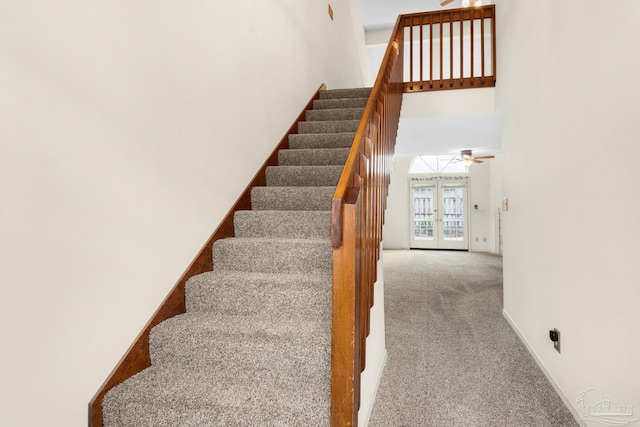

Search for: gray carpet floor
xmin=368 ymin=250 xmax=579 ymax=427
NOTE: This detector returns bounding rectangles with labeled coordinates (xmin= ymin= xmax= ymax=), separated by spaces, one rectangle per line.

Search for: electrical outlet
xmin=549 ymin=328 xmax=560 ymax=353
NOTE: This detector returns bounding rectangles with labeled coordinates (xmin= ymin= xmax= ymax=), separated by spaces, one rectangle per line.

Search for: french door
xmin=410 ymin=178 xmax=469 ymax=250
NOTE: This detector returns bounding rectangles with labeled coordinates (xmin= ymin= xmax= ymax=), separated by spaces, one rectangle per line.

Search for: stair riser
xmin=319 ymin=88 xmax=372 ymax=99
xmin=185 ymin=274 xmax=331 ymax=316
xmin=213 ymin=238 xmax=332 ymax=275
xmin=251 ymin=187 xmax=335 ymax=211
xmin=278 ymin=148 xmax=350 ymax=166
xmin=149 ymin=333 xmax=330 ymax=375
xmin=233 ymin=211 xmax=331 ymax=239
xmin=313 ymin=98 xmax=368 ymax=110
xmin=265 ymin=165 xmax=343 ymax=187
xmin=298 ymin=120 xmax=360 ymax=134
xmin=288 ymin=132 xmax=355 ymax=150
xmin=306 ymin=108 xmax=364 ymax=122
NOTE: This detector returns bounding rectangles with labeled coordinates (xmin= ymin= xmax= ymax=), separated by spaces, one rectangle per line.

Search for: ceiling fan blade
xmin=440 ymin=0 xmax=455 ymax=6
xmin=473 ymin=159 xmax=484 ymax=163
xmin=473 ymin=155 xmax=495 ymax=159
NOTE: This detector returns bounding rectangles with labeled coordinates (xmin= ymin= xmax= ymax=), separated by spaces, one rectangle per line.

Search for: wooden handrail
xmin=402 ymin=5 xmax=496 ymax=93
xmin=330 ymin=14 xmax=404 ymax=427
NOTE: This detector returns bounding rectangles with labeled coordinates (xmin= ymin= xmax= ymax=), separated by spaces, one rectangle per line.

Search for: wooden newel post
xmin=331 ymin=188 xmax=362 ymax=427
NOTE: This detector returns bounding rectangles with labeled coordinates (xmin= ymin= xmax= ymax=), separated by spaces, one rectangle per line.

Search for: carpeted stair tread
xmin=278 ymin=147 xmax=351 ymax=166
xmin=266 ymin=165 xmax=343 ymax=187
xmin=298 ymin=119 xmax=360 ymax=134
xmin=319 ymin=87 xmax=371 ymax=99
xmin=313 ymin=97 xmax=368 ymax=110
xmin=288 ymin=132 xmax=356 ymax=150
xmin=185 ymin=270 xmax=331 ymax=316
xmin=234 ymin=210 xmax=331 ymax=239
xmin=251 ymin=186 xmax=335 ymax=211
xmin=306 ymin=107 xmax=365 ymax=122
xmin=103 ymin=366 xmax=330 ymax=427
xmin=149 ymin=312 xmax=330 ymax=371
xmin=213 ymin=237 xmax=332 ymax=274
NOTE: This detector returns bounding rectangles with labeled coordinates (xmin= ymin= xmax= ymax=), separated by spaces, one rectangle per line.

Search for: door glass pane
xmin=442 ymin=187 xmax=464 ymax=241
xmin=413 ymin=187 xmax=434 ymax=240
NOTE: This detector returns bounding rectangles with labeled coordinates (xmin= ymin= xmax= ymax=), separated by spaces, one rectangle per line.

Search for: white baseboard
xmin=502 ymin=309 xmax=587 ymax=427
xmin=358 ymin=349 xmax=388 ymax=427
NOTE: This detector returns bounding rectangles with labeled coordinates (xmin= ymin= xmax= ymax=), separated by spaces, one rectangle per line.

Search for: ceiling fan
xmin=440 ymin=0 xmax=484 ymax=7
xmin=457 ymin=149 xmax=495 ymax=166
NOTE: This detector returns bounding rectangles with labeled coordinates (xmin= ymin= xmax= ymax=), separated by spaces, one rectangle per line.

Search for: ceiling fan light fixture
xmin=462 ymin=159 xmax=474 ymax=167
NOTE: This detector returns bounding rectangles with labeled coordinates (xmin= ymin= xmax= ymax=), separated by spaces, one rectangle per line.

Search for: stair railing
xmin=330 ymin=15 xmax=404 ymax=427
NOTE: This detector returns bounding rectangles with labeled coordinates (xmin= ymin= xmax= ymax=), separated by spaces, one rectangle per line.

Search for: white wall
xmin=495 ymin=0 xmax=640 ymax=423
xmin=468 ymin=160 xmax=492 ymax=252
xmin=382 ymin=157 xmax=413 ymax=248
xmin=0 ymin=1 xmax=367 ymax=426
xmin=358 ymin=253 xmax=387 ymax=427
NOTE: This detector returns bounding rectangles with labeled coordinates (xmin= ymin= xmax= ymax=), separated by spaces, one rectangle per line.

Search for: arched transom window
xmin=410 ymin=155 xmax=467 ymax=174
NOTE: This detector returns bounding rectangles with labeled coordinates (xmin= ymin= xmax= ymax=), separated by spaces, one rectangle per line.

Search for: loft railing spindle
xmin=470 ymin=10 xmax=474 ymax=85
xmin=429 ymin=14 xmax=433 ymax=88
xmin=420 ymin=20 xmax=424 ymax=89
xmin=409 ymin=19 xmax=414 ymax=90
xmin=492 ymin=10 xmax=497 ymax=83
xmin=481 ymin=8 xmax=485 ymax=83
xmin=450 ymin=15 xmax=454 ymax=87
xmin=439 ymin=12 xmax=444 ymax=88
xmin=460 ymin=10 xmax=464 ymax=86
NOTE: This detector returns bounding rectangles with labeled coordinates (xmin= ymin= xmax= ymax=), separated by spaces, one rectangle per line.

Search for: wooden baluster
xmin=450 ymin=14 xmax=454 ymax=87
xmin=481 ymin=7 xmax=485 ymax=84
xmin=409 ymin=19 xmax=414 ymax=90
xmin=429 ymin=14 xmax=433 ymax=89
xmin=470 ymin=10 xmax=474 ymax=86
xmin=420 ymin=18 xmax=423 ymax=90
xmin=460 ymin=10 xmax=464 ymax=87
xmin=358 ymin=148 xmax=368 ymax=371
xmin=492 ymin=8 xmax=497 ymax=84
xmin=439 ymin=12 xmax=443 ymax=88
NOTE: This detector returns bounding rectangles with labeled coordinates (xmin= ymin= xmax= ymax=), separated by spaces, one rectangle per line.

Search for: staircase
xmin=101 ymin=87 xmax=371 ymax=426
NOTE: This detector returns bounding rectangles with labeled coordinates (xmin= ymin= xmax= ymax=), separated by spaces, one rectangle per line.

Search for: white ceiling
xmin=395 ymin=113 xmax=501 ymax=157
xmin=354 ymin=0 xmax=500 ymax=158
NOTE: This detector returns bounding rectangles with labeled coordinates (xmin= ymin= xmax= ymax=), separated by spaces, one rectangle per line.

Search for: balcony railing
xmin=402 ymin=5 xmax=496 ymax=92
